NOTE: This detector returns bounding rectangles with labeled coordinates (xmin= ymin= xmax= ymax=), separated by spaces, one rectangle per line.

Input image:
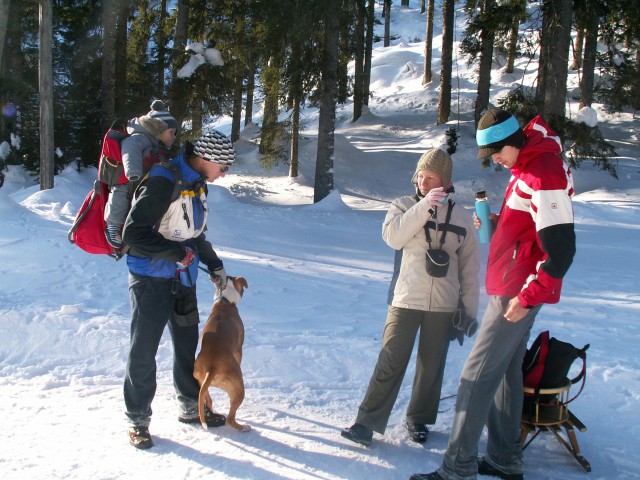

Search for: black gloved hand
xmin=450 ymin=328 xmax=465 ymax=346
xmin=450 ymin=309 xmax=478 ymax=346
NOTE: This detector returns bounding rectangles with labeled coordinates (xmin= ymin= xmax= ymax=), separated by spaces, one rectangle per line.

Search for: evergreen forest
xmin=0 ymin=0 xmax=637 ymax=195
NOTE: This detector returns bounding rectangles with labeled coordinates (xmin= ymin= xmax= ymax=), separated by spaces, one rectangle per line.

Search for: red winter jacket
xmin=485 ymin=116 xmax=576 ymax=307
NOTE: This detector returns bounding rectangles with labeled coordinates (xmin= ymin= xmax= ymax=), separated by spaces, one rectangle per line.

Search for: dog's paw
xmin=228 ymin=419 xmax=251 ymax=432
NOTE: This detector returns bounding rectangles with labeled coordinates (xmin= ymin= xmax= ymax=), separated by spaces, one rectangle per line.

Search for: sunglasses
xmin=219 ymin=164 xmax=230 ymax=173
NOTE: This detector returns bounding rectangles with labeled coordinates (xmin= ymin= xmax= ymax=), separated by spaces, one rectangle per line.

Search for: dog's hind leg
xmin=224 ymin=367 xmax=250 ymax=432
xmin=198 ymin=371 xmax=214 ymax=430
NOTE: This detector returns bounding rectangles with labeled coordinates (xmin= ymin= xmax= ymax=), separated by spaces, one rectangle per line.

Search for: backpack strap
xmin=424 ymin=201 xmax=454 ymax=248
xmin=565 ymin=343 xmax=590 ymax=404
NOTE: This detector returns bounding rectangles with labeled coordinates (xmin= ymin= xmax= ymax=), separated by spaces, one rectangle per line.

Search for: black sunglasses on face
xmin=219 ymin=164 xmax=229 ymax=173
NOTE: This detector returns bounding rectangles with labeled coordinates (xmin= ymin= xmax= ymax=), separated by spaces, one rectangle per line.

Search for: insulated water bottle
xmin=475 ymin=191 xmax=493 ymax=244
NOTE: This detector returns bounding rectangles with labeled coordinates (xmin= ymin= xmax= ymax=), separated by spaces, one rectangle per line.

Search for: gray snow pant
xmin=124 ymin=273 xmax=201 ymax=427
xmin=437 ymin=295 xmax=541 ymax=480
xmin=104 ymin=183 xmax=130 ymax=227
xmin=355 ymin=306 xmax=454 ymax=434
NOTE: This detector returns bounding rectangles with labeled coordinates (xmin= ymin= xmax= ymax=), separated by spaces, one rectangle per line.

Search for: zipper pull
xmin=182 ymin=203 xmax=191 ymax=228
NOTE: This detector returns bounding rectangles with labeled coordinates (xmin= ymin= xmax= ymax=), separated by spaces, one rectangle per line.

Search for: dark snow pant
xmin=355 ymin=306 xmax=453 ymax=434
xmin=124 ymin=273 xmax=201 ymax=427
xmin=437 ymin=295 xmax=542 ymax=480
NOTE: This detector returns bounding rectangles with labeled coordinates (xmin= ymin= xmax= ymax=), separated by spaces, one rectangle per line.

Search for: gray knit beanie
xmin=411 ymin=149 xmax=452 ymax=187
xmin=192 ymin=130 xmax=235 ymax=165
xmin=147 ymin=100 xmax=178 ymax=132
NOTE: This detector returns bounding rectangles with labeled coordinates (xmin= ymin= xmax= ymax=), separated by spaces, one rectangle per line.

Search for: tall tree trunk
xmin=337 ymin=27 xmax=350 ymax=103
xmin=475 ymin=1 xmax=495 ymax=126
xmin=289 ymin=18 xmax=303 ymax=177
xmin=401 ymin=0 xmax=409 ymax=5
xmin=231 ymin=63 xmax=244 ymax=143
xmin=537 ymin=0 xmax=572 ymax=123
xmin=314 ymin=3 xmax=339 ymax=203
xmin=437 ymin=0 xmax=454 ymax=125
xmin=169 ymin=0 xmax=190 ymax=137
xmin=422 ymin=0 xmax=435 ymax=84
xmin=421 ymin=0 xmax=426 ymax=13
xmin=245 ymin=54 xmax=255 ymax=125
xmin=363 ymin=0 xmax=374 ymax=105
xmin=571 ymin=27 xmax=584 ymax=70
xmin=383 ymin=0 xmax=391 ymax=47
xmin=353 ymin=0 xmax=365 ymax=121
xmin=39 ymin=0 xmax=54 ymax=190
xmin=635 ymin=45 xmax=640 ymax=114
xmin=191 ymin=95 xmax=202 ymax=137
xmin=156 ymin=0 xmax=167 ymax=95
xmin=259 ymin=57 xmax=280 ymax=156
xmin=535 ymin=9 xmax=549 ymax=108
xmin=114 ymin=0 xmax=128 ymax=117
xmin=101 ymin=0 xmax=117 ymax=133
xmin=289 ymin=92 xmax=300 ymax=178
xmin=0 ymin=0 xmax=10 ymax=73
xmin=505 ymin=17 xmax=519 ymax=73
xmin=579 ymin=6 xmax=599 ymax=108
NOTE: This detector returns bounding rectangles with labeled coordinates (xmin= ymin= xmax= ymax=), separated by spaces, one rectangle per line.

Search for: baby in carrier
xmin=104 ymin=100 xmax=178 ymax=248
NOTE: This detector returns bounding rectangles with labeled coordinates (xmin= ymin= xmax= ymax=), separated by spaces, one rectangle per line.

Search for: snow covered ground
xmin=1 ymin=4 xmax=639 ymax=480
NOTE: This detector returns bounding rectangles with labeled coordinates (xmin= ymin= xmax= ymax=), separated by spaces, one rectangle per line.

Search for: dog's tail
xmin=198 ymin=371 xmax=213 ymax=430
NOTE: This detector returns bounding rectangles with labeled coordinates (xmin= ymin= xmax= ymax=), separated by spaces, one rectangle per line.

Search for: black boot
xmin=409 ymin=472 xmax=444 ymax=480
xmin=478 ymin=458 xmax=523 ymax=480
xmin=341 ymin=423 xmax=373 ymax=446
xmin=406 ymin=421 xmax=429 ymax=443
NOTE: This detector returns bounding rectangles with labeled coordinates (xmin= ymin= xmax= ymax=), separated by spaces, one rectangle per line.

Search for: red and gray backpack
xmin=67 ymin=120 xmax=167 ymax=258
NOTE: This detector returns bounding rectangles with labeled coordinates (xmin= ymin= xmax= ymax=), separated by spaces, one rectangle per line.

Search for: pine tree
xmin=437 ymin=0 xmax=455 ymax=125
xmin=314 ymin=0 xmax=340 ymax=203
xmin=39 ymin=0 xmax=54 ymax=190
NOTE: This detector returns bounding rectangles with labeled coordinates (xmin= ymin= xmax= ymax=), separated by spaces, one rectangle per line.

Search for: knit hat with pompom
xmin=147 ymin=100 xmax=178 ymax=132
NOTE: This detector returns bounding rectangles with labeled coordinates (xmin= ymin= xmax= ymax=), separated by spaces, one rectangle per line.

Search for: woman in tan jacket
xmin=342 ymin=149 xmax=480 ymax=447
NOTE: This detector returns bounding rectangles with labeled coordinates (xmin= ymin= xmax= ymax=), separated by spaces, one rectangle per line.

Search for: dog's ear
xmin=237 ymin=277 xmax=248 ymax=293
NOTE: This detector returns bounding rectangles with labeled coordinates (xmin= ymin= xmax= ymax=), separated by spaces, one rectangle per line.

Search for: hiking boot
xmin=341 ymin=423 xmax=373 ymax=446
xmin=406 ymin=421 xmax=429 ymax=443
xmin=409 ymin=472 xmax=444 ymax=480
xmin=478 ymin=458 xmax=523 ymax=480
xmin=178 ymin=408 xmax=226 ymax=428
xmin=128 ymin=426 xmax=153 ymax=449
xmin=105 ymin=225 xmax=123 ymax=248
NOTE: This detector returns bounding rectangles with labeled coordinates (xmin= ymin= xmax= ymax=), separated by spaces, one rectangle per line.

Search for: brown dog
xmin=193 ymin=276 xmax=250 ymax=432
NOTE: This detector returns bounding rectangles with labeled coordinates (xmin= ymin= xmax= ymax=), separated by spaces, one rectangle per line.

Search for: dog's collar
xmin=218 ymin=284 xmax=242 ymax=305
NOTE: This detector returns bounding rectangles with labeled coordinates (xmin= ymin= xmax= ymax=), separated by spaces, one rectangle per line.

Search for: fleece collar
xmin=511 ymin=115 xmax=563 ymax=174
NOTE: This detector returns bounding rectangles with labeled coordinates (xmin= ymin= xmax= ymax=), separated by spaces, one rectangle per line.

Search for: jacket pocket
xmin=502 ymin=241 xmax=520 ymax=283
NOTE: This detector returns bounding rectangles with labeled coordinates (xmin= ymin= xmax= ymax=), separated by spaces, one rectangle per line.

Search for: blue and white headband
xmin=476 ymin=114 xmax=520 ymax=146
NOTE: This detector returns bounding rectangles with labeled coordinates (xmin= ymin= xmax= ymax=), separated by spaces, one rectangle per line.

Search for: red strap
xmin=524 ymin=331 xmax=549 ymax=391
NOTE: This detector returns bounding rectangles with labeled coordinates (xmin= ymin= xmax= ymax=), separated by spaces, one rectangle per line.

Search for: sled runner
xmin=520 ymin=380 xmax=591 ymax=472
